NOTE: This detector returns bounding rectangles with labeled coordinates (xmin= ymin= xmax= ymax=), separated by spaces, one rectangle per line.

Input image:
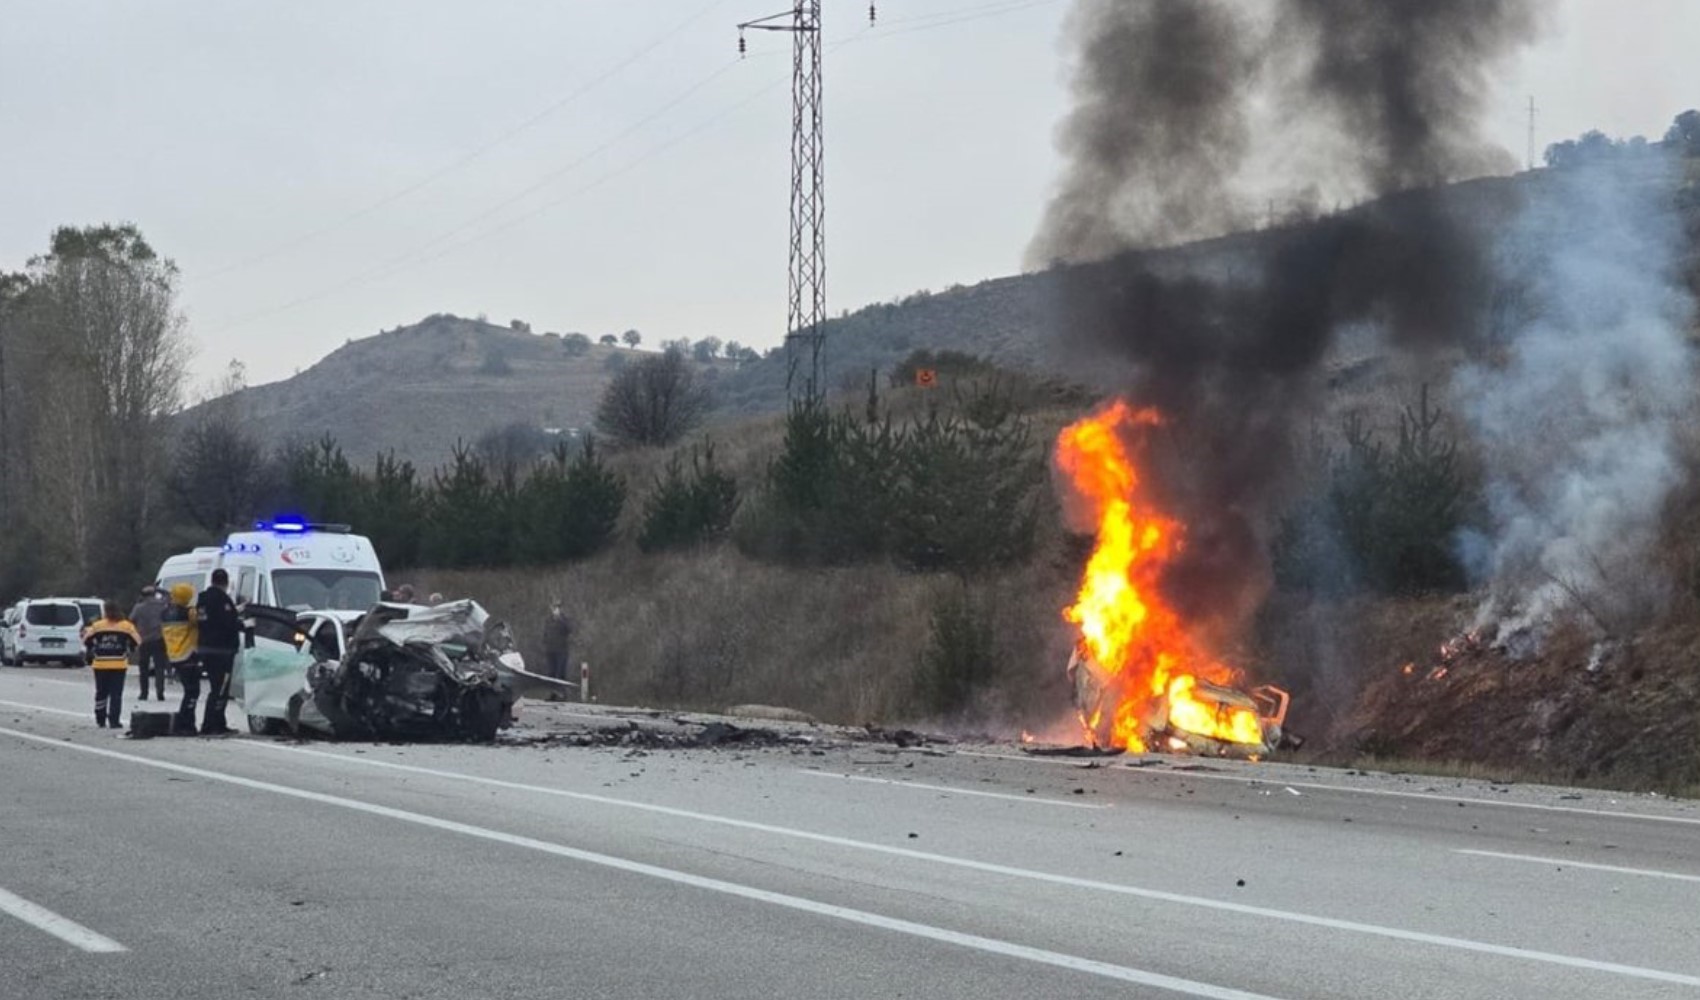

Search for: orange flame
xmin=1057 ymin=401 xmax=1262 ymax=750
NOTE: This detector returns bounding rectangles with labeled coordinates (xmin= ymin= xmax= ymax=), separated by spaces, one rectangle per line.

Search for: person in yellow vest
xmin=83 ymin=601 xmax=141 ymax=730
xmin=160 ymin=582 xmax=201 ymax=732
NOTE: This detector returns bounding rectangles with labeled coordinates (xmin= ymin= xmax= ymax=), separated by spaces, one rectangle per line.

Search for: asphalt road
xmin=2 ymin=664 xmax=1698 ymax=1000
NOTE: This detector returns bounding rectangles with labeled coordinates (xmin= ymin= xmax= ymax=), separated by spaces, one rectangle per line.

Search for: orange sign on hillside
xmin=915 ymin=368 xmax=937 ymax=388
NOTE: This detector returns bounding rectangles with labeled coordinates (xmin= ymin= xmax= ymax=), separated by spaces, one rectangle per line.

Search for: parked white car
xmin=0 ymin=600 xmax=26 ymax=665
xmin=71 ymin=597 xmax=104 ymax=626
xmin=5 ymin=599 xmax=87 ymax=666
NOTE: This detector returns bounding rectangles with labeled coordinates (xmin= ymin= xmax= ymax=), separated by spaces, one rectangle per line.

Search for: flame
xmin=1057 ymin=401 xmax=1261 ymax=750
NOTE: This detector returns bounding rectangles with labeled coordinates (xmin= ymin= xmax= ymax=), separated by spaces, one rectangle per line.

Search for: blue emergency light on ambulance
xmin=155 ymin=520 xmax=387 ymax=613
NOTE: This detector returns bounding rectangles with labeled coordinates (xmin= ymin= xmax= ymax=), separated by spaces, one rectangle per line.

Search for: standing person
xmin=83 ymin=601 xmax=141 ymax=730
xmin=129 ymin=585 xmax=168 ymax=701
xmin=541 ymin=600 xmax=573 ymax=686
xmin=160 ymin=582 xmax=200 ymax=733
xmin=195 ymin=569 xmax=243 ymax=736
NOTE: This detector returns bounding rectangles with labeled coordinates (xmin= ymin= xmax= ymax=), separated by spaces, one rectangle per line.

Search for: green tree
xmin=621 ymin=329 xmax=642 ymax=349
xmin=1665 ymin=109 xmax=1700 ymax=157
xmin=889 ymin=382 xmax=1043 ymax=574
xmin=561 ymin=332 xmax=593 ymax=356
xmin=692 ymin=336 xmax=723 ymax=363
xmin=361 ymin=452 xmax=424 ymax=570
xmin=519 ymin=438 xmax=625 ymax=563
xmin=422 ymin=444 xmax=504 ymax=568
xmin=277 ymin=436 xmax=363 ymax=526
xmin=1273 ymin=385 xmax=1472 ymax=596
xmin=738 ymin=397 xmax=901 ymax=565
xmin=637 ymin=442 xmax=739 ymax=553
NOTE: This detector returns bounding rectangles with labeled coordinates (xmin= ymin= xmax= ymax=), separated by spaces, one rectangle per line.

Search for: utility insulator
xmin=869 ymin=3 xmax=877 ymax=26
xmin=738 ymin=30 xmax=746 ymax=56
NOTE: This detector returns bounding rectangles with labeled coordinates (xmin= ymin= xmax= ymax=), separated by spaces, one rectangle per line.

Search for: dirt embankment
xmin=1280 ymin=595 xmax=1700 ymax=793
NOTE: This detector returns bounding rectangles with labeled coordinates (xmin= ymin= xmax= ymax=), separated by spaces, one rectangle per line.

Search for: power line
xmin=206 ymin=58 xmax=754 ymax=332
xmin=202 ymin=1 xmax=1057 ymax=336
xmin=196 ymin=0 xmax=729 ymax=282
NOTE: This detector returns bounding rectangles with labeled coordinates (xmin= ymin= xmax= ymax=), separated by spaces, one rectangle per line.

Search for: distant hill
xmin=716 ymin=165 xmax=1700 ymax=413
xmin=200 ymin=162 xmax=1697 ymax=470
xmin=202 ymin=315 xmax=724 ymax=471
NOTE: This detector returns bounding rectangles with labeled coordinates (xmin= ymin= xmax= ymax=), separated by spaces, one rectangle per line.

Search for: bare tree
xmin=594 ymin=346 xmax=710 ymax=448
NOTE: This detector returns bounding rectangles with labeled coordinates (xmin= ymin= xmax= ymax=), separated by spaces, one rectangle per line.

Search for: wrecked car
xmin=234 ymin=599 xmax=575 ymax=742
xmin=1067 ymin=643 xmax=1292 ymax=758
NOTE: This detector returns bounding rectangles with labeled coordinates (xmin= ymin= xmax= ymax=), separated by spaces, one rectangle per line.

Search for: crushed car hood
xmin=242 ymin=599 xmax=574 ymax=742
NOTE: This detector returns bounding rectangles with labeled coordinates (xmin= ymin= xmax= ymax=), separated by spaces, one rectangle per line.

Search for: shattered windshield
xmin=272 ymin=570 xmax=383 ymax=612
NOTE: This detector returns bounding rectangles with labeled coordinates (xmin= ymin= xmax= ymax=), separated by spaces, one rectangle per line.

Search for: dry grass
xmin=411 ymin=547 xmax=1081 ymax=729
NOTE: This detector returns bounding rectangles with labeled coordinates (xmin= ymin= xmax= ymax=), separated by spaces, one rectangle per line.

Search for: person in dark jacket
xmin=541 ymin=600 xmax=573 ymax=685
xmin=195 ymin=569 xmax=243 ymax=736
xmin=84 ymin=602 xmax=141 ymax=729
xmin=129 ymin=585 xmax=168 ymax=701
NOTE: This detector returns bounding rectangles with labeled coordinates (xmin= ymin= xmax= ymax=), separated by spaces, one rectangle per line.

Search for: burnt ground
xmin=1317 ymin=601 xmax=1700 ymax=793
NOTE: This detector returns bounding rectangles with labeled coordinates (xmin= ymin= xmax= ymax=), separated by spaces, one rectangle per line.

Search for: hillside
xmin=204 ymin=315 xmax=727 ymax=470
xmin=203 ymin=164 xmax=1697 ymax=472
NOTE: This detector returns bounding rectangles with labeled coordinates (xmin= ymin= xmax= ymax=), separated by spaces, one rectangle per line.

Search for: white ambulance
xmin=153 ymin=521 xmax=388 ymax=613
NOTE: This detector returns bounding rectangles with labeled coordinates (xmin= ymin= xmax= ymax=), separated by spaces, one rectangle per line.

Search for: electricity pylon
xmin=738 ymin=3 xmax=876 ymax=399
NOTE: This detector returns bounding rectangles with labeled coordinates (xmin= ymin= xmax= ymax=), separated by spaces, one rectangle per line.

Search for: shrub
xmin=1273 ymin=385 xmax=1473 ymax=595
xmin=916 ymin=585 xmax=998 ymax=718
xmin=561 ymin=332 xmax=592 ymax=356
xmin=638 ymin=443 xmax=740 ymax=553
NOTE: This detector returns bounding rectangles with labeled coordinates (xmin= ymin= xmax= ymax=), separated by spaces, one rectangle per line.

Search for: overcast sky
xmin=3 ymin=0 xmax=1697 ymax=391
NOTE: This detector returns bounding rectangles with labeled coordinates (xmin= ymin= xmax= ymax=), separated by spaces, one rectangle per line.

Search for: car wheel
xmin=247 ymin=715 xmax=284 ymax=736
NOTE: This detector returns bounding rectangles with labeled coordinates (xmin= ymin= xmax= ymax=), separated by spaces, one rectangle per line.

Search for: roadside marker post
xmin=580 ymin=662 xmax=591 ymax=703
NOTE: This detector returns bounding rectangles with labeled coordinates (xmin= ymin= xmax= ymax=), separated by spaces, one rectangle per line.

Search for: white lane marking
xmin=799 ymin=769 xmax=1111 ymax=809
xmin=230 ymin=740 xmax=1700 ymax=988
xmin=0 ymin=698 xmax=85 ymax=719
xmin=955 ymin=749 xmax=1700 ymax=828
xmin=0 ymin=727 xmax=1276 ymax=1000
xmin=0 ymin=885 xmax=126 ymax=953
xmin=1457 ymin=850 xmax=1700 ymax=885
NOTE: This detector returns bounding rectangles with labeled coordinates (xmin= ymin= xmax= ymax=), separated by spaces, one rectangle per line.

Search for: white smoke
xmin=1457 ymin=159 xmax=1696 ymax=639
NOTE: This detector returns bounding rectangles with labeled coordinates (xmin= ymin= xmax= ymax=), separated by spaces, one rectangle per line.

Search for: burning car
xmin=1068 ymin=643 xmax=1289 ymax=757
xmin=1055 ymin=401 xmax=1295 ymax=758
xmin=235 ymin=599 xmax=575 ymax=742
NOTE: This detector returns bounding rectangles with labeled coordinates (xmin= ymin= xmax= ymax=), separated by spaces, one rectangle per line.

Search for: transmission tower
xmin=738 ymin=3 xmax=876 ymax=399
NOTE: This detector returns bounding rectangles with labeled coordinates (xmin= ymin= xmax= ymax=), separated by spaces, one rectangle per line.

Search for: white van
xmin=154 ymin=522 xmax=388 ymax=613
xmin=5 ymin=598 xmax=87 ymax=666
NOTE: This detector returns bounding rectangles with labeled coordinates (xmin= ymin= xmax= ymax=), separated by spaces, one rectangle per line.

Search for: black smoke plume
xmin=1036 ymin=0 xmax=1543 ymax=630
